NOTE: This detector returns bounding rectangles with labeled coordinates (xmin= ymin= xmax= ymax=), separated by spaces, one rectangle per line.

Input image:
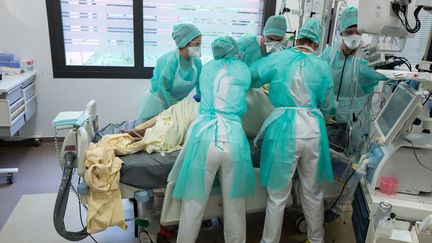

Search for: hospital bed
xmin=53 ymin=100 xmax=348 ymax=243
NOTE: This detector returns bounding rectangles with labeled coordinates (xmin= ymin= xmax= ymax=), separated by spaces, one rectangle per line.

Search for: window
xmin=62 ymin=0 xmax=134 ymax=67
xmin=47 ymin=0 xmax=276 ymax=79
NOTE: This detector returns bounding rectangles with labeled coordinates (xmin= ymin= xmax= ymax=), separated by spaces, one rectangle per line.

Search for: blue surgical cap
xmin=263 ymin=15 xmax=287 ymax=37
xmin=172 ymin=23 xmax=201 ymax=48
xmin=338 ymin=7 xmax=358 ymax=33
xmin=212 ymin=36 xmax=239 ymax=59
xmin=298 ymin=18 xmax=322 ymax=44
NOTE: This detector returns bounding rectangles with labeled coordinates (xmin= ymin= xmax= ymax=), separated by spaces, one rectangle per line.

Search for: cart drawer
xmin=9 ymin=97 xmax=24 ymax=114
xmin=22 ymin=82 xmax=36 ymax=101
xmin=25 ymin=95 xmax=37 ymax=122
xmin=4 ymin=86 xmax=22 ymax=105
xmin=0 ymin=112 xmax=25 ymax=136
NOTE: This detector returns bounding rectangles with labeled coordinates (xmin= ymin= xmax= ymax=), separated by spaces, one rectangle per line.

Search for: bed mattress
xmin=120 ymin=139 xmax=262 ymax=189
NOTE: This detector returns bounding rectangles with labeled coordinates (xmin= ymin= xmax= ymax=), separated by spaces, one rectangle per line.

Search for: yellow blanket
xmin=84 ymin=141 xmax=127 ymax=234
xmin=101 ymin=96 xmax=199 ymax=156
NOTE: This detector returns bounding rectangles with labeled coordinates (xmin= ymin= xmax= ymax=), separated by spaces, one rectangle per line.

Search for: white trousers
xmin=176 ymin=142 xmax=246 ymax=243
xmin=261 ymin=138 xmax=324 ymax=243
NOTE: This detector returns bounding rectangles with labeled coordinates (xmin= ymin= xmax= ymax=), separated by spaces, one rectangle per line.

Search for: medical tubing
xmin=349 ymin=48 xmax=366 ymax=105
xmin=348 ymin=52 xmax=362 ymax=123
xmin=336 ymin=55 xmax=348 ymax=101
xmin=349 ymin=50 xmax=371 ymax=156
xmin=53 ymin=152 xmax=89 ymax=241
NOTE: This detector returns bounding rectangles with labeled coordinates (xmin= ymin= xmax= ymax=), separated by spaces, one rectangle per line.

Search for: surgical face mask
xmin=188 ymin=46 xmax=201 ymax=57
xmin=341 ymin=35 xmax=362 ymax=50
xmin=264 ymin=41 xmax=283 ymax=53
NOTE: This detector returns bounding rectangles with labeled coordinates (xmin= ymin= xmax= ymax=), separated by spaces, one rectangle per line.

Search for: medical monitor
xmin=375 ymin=83 xmax=421 ymax=145
xmin=358 ymin=0 xmax=408 ymax=37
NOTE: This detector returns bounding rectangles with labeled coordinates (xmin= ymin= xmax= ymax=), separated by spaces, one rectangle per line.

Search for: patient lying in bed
xmin=95 ymin=87 xmax=273 ymax=157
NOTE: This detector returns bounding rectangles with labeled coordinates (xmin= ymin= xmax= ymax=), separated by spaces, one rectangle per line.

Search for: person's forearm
xmin=135 ymin=118 xmax=157 ymax=136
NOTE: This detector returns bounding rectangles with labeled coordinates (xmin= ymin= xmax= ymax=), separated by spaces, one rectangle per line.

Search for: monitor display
xmin=377 ymin=87 xmax=414 ymax=137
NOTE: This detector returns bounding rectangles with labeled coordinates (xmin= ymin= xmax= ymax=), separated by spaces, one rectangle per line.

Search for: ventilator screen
xmin=377 ymin=87 xmax=413 ymax=137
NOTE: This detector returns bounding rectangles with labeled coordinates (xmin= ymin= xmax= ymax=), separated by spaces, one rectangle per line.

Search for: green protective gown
xmin=137 ymin=50 xmax=202 ymax=122
xmin=150 ymin=50 xmax=202 ymax=106
xmin=170 ymin=57 xmax=256 ymax=200
xmin=320 ymin=42 xmax=387 ymax=123
xmin=237 ymin=35 xmax=267 ymax=66
xmin=251 ymin=47 xmax=336 ymax=190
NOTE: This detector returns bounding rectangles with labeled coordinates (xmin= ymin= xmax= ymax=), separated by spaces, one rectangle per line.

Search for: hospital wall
xmin=0 ymin=0 xmax=147 ymax=138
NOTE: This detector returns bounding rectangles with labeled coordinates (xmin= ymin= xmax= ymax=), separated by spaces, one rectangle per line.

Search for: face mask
xmin=341 ymin=35 xmax=362 ymax=50
xmin=188 ymin=46 xmax=201 ymax=57
xmin=265 ymin=41 xmax=283 ymax=53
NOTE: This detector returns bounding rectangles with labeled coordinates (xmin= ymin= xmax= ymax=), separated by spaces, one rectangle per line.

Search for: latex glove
xmin=193 ymin=94 xmax=201 ymax=102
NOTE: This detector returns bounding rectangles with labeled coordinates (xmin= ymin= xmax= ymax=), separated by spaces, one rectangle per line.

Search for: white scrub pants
xmin=176 ymin=142 xmax=246 ymax=243
xmin=261 ymin=138 xmax=324 ymax=243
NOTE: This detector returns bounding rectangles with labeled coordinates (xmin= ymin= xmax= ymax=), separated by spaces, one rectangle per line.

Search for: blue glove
xmin=193 ymin=94 xmax=201 ymax=102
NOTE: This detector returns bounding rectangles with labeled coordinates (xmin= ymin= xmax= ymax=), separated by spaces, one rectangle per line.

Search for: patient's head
xmin=211 ymin=36 xmax=240 ymax=60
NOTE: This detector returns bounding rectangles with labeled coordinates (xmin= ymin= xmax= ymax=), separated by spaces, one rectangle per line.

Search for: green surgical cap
xmin=263 ymin=15 xmax=287 ymax=37
xmin=298 ymin=18 xmax=322 ymax=44
xmin=338 ymin=7 xmax=358 ymax=33
xmin=172 ymin=23 xmax=201 ymax=48
xmin=212 ymin=36 xmax=239 ymax=59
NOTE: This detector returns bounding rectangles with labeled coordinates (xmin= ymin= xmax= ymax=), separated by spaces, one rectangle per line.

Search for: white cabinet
xmin=0 ymin=71 xmax=37 ymax=136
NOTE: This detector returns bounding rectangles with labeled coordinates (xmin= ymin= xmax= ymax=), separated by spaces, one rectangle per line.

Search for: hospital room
xmin=1 ymin=0 xmax=432 ymax=242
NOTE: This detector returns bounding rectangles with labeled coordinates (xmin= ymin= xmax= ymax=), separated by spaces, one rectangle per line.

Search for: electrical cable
xmin=329 ymin=169 xmax=356 ymax=211
xmin=406 ymin=138 xmax=432 ymax=171
xmin=77 ymin=177 xmax=97 ymax=243
xmin=140 ymin=231 xmax=155 ymax=243
xmin=53 ymin=155 xmax=89 ymax=241
xmin=422 ymin=92 xmax=432 ymax=106
xmin=392 ymin=4 xmax=423 ymax=33
xmin=388 ymin=55 xmax=412 ymax=71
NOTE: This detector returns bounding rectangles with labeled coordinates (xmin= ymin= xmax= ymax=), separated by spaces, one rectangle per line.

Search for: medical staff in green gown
xmin=251 ymin=18 xmax=335 ymax=243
